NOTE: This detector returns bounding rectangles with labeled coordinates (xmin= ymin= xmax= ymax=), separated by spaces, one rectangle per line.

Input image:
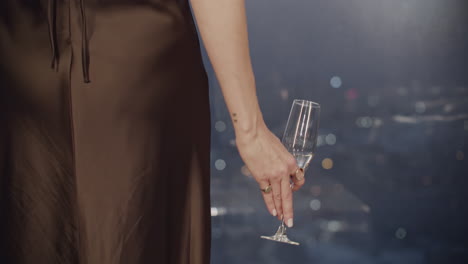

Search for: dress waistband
xmin=47 ymin=0 xmax=91 ymax=83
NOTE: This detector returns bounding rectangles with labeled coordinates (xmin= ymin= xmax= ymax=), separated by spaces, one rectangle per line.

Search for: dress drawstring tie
xmin=79 ymin=0 xmax=91 ymax=83
xmin=47 ymin=0 xmax=91 ymax=83
xmin=47 ymin=0 xmax=58 ymax=69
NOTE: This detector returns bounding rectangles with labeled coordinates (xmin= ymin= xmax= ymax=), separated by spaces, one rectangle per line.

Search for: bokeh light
xmin=310 ymin=185 xmax=322 ymax=196
xmin=373 ymin=118 xmax=383 ymax=127
xmin=415 ymin=101 xmax=426 ymax=113
xmin=361 ymin=205 xmax=371 ymax=213
xmin=395 ymin=227 xmax=407 ymax=239
xmin=443 ymin=104 xmax=454 ymax=113
xmin=317 ymin=135 xmax=325 ymax=146
xmin=356 ymin=116 xmax=373 ymax=128
xmin=309 ymin=199 xmax=321 ymax=211
xmin=215 ymin=121 xmax=226 ymax=132
xmin=328 ymin=221 xmax=342 ymax=232
xmin=322 ymin=158 xmax=334 ymax=170
xmin=325 ymin=133 xmax=337 ymax=145
xmin=280 ymin=88 xmax=289 ymax=100
xmin=215 ymin=159 xmax=226 ymax=170
xmin=211 ymin=207 xmax=227 ymax=217
xmin=346 ymin=88 xmax=358 ymax=100
xmin=330 ymin=76 xmax=342 ymax=88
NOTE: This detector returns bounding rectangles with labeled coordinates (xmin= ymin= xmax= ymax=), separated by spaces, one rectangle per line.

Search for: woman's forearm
xmin=189 ymin=0 xmax=263 ymax=138
xmin=189 ymin=0 xmax=302 ymax=223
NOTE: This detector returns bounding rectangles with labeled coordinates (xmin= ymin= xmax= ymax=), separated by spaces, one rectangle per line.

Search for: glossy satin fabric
xmin=0 ymin=1 xmax=212 ymax=263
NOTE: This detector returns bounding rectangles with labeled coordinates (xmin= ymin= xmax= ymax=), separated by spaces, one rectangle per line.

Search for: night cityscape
xmin=202 ymin=1 xmax=468 ymax=263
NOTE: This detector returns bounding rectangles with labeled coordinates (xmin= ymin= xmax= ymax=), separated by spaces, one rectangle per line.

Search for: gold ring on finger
xmin=261 ymin=185 xmax=272 ymax=194
xmin=294 ymin=167 xmax=304 ymax=181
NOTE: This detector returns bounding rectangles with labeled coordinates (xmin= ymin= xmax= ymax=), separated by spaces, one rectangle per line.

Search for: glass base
xmin=260 ymin=223 xmax=300 ymax=246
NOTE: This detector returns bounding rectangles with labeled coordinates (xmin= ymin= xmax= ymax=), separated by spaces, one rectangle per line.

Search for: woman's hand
xmin=235 ymin=120 xmax=306 ymax=227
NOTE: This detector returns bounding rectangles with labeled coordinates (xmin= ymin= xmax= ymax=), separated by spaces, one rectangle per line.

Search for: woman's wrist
xmin=234 ymin=109 xmax=266 ymax=144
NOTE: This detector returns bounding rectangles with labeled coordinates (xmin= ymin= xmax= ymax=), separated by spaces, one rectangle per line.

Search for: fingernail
xmin=287 ymin=218 xmax=293 ymax=228
xmin=272 ymin=209 xmax=277 ymax=216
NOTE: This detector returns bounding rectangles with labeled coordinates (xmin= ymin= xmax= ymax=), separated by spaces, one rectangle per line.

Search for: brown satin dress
xmin=0 ymin=1 xmax=212 ymax=263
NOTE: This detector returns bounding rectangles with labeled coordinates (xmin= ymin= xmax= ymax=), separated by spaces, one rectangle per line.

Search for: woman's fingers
xmin=270 ymin=180 xmax=283 ymax=220
xmin=291 ymin=168 xmax=305 ymax=192
xmin=259 ymin=180 xmax=277 ymax=217
xmin=235 ymin=124 xmax=308 ymax=222
xmin=281 ymin=177 xmax=294 ymax=227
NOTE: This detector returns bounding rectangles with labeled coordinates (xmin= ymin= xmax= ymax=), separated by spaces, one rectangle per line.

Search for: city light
xmin=395 ymin=228 xmax=407 ymax=239
xmin=346 ymin=88 xmax=358 ymax=100
xmin=309 ymin=199 xmax=321 ymax=211
xmin=361 ymin=205 xmax=371 ymax=213
xmin=280 ymin=89 xmax=289 ymax=100
xmin=356 ymin=116 xmax=373 ymax=128
xmin=327 ymin=221 xmax=342 ymax=232
xmin=443 ymin=104 xmax=454 ymax=113
xmin=415 ymin=101 xmax=426 ymax=113
xmin=310 ymin=185 xmax=322 ymax=196
xmin=330 ymin=76 xmax=342 ymax=88
xmin=211 ymin=207 xmax=227 ymax=217
xmin=317 ymin=135 xmax=325 ymax=146
xmin=322 ymin=158 xmax=334 ymax=170
xmin=373 ymin=118 xmax=383 ymax=127
xmin=325 ymin=133 xmax=337 ymax=145
xmin=215 ymin=159 xmax=226 ymax=170
xmin=215 ymin=121 xmax=226 ymax=132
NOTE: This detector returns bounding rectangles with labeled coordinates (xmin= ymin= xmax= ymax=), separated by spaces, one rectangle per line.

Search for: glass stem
xmin=280 ymin=214 xmax=286 ymax=232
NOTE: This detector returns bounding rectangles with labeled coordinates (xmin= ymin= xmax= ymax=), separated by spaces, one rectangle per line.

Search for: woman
xmin=0 ymin=0 xmax=306 ymax=263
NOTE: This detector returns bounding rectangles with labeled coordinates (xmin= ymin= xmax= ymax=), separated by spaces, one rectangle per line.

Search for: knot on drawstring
xmin=47 ymin=0 xmax=91 ymax=83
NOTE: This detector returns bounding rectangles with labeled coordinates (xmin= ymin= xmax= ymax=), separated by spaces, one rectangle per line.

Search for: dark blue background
xmin=196 ymin=1 xmax=468 ymax=263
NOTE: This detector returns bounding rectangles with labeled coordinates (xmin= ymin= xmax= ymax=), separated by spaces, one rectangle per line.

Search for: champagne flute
xmin=260 ymin=99 xmax=321 ymax=245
